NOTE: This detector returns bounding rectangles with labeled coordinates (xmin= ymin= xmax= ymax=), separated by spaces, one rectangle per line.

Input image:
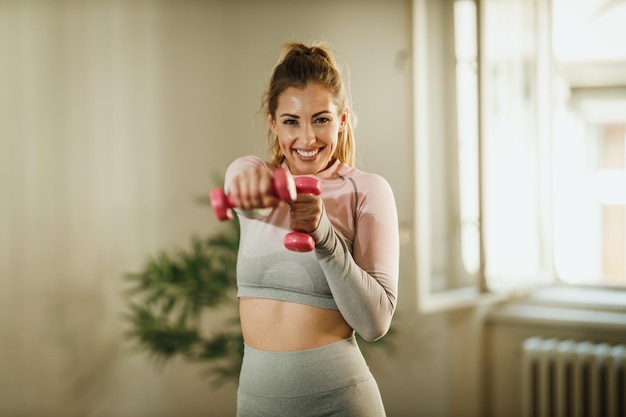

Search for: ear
xmin=338 ymin=108 xmax=348 ymax=132
xmin=267 ymin=113 xmax=278 ymax=134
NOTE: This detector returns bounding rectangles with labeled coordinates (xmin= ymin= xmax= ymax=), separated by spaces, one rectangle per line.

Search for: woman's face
xmin=268 ymin=83 xmax=347 ymax=175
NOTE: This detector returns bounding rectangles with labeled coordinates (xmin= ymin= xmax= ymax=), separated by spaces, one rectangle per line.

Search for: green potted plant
xmin=124 ymin=210 xmax=243 ymax=386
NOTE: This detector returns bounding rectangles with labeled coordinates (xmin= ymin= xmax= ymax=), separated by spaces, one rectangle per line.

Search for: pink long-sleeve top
xmin=225 ymin=155 xmax=399 ymax=341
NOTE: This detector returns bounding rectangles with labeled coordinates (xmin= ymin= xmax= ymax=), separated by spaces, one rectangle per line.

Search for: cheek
xmin=277 ymin=132 xmax=294 ymax=150
xmin=327 ymin=127 xmax=341 ymax=145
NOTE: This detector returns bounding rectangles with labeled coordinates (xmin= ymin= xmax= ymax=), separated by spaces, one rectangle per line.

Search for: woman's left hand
xmin=288 ymin=194 xmax=323 ymax=235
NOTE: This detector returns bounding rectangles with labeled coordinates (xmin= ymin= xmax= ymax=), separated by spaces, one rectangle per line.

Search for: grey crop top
xmin=225 ymin=156 xmax=399 ymax=341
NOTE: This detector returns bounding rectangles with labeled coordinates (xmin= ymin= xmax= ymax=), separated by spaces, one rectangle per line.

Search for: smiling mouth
xmin=295 ymin=148 xmax=321 ymax=158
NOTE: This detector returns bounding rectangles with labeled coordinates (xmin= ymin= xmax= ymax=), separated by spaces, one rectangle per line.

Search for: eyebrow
xmin=279 ymin=110 xmax=332 ymax=119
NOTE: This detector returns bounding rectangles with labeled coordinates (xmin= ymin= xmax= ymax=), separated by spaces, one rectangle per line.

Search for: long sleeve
xmin=311 ymin=173 xmax=399 ymax=341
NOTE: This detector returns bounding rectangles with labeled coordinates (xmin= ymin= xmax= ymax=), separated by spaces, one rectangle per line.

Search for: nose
xmin=301 ymin=123 xmax=316 ymax=146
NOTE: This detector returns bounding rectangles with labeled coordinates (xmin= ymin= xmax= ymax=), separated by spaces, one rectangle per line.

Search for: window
xmin=479 ymin=0 xmax=553 ymax=291
xmin=412 ymin=0 xmax=625 ymax=312
xmin=553 ymin=95 xmax=626 ymax=285
xmin=551 ymin=0 xmax=626 ymax=287
xmin=454 ymin=0 xmax=480 ymax=281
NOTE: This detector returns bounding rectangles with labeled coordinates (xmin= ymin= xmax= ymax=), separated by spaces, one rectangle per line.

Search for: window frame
xmin=412 ymin=0 xmax=555 ymax=313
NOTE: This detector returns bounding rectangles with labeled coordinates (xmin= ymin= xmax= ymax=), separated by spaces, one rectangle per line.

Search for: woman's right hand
xmin=226 ymin=166 xmax=281 ymax=211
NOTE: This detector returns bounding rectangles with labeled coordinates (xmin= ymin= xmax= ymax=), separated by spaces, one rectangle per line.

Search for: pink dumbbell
xmin=209 ymin=169 xmax=322 ymax=252
xmin=284 ymin=176 xmax=322 ymax=252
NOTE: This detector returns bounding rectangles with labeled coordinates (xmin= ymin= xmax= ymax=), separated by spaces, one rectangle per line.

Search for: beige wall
xmin=1 ymin=1 xmax=451 ymax=416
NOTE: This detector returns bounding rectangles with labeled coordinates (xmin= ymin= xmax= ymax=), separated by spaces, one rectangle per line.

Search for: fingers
xmin=289 ymin=194 xmax=323 ymax=233
xmin=228 ymin=168 xmax=323 ymax=234
xmin=229 ymin=167 xmax=280 ymax=210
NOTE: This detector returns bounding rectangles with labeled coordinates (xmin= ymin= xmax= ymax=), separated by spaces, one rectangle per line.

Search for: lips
xmin=295 ymin=148 xmax=321 ymax=158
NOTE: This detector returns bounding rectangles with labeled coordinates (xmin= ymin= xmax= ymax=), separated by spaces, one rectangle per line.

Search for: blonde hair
xmin=262 ymin=42 xmax=355 ymax=167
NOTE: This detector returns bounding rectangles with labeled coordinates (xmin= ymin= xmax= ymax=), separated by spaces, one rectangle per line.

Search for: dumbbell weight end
xmin=284 ymin=232 xmax=315 ymax=252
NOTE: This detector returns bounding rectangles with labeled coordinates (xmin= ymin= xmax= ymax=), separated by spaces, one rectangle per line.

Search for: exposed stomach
xmin=239 ymin=297 xmax=354 ymax=352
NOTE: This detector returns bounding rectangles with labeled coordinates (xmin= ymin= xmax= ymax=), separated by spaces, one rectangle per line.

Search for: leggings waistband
xmin=238 ymin=336 xmax=371 ymax=398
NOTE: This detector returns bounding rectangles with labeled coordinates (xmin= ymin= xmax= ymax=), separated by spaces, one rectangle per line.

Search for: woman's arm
xmin=311 ymin=175 xmax=399 ymax=341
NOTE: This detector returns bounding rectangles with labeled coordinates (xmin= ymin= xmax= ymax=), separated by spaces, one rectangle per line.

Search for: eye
xmin=314 ymin=117 xmax=330 ymax=124
xmin=283 ymin=119 xmax=298 ymax=125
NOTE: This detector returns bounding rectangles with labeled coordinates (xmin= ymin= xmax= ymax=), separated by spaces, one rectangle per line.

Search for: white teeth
xmin=296 ymin=149 xmax=319 ymax=157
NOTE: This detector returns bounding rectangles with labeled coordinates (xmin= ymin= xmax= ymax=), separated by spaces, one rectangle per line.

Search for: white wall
xmin=1 ymin=1 xmax=451 ymax=416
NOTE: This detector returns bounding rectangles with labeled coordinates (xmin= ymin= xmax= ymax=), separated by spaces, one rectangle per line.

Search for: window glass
xmin=480 ymin=0 xmax=553 ymax=291
xmin=553 ymin=97 xmax=626 ymax=285
xmin=454 ymin=0 xmax=480 ymax=278
xmin=552 ymin=0 xmax=626 ymax=286
xmin=417 ymin=0 xmax=626 ymax=310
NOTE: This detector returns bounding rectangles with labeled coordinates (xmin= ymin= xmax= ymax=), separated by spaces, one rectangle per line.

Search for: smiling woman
xmin=267 ymin=84 xmax=348 ymax=175
xmin=268 ymin=83 xmax=347 ymax=175
xmin=222 ymin=41 xmax=400 ymax=417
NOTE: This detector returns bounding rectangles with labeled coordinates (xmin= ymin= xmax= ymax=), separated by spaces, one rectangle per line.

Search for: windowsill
xmin=521 ymin=284 xmax=626 ymax=312
xmin=417 ymin=282 xmax=626 ymax=318
xmin=487 ymin=284 xmax=626 ymax=332
xmin=418 ymin=286 xmax=512 ymax=314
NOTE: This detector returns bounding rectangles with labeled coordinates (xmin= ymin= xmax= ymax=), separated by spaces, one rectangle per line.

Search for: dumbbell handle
xmin=284 ymin=176 xmax=322 ymax=252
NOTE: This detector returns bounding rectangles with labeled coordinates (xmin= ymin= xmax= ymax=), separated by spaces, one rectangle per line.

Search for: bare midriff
xmin=239 ymin=298 xmax=354 ymax=352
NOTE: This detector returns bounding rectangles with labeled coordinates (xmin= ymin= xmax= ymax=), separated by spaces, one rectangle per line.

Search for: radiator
xmin=522 ymin=337 xmax=626 ymax=417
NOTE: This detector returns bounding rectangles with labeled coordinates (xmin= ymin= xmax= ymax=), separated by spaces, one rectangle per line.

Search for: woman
xmin=224 ymin=41 xmax=399 ymax=417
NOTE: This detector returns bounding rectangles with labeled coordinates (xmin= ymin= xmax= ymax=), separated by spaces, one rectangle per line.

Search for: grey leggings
xmin=237 ymin=336 xmax=387 ymax=417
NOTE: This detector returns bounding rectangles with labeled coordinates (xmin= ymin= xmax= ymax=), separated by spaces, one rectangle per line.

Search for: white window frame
xmin=412 ymin=0 xmax=555 ymax=313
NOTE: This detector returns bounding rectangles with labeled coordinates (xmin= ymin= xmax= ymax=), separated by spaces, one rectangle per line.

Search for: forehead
xmin=277 ymin=84 xmax=337 ymax=113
